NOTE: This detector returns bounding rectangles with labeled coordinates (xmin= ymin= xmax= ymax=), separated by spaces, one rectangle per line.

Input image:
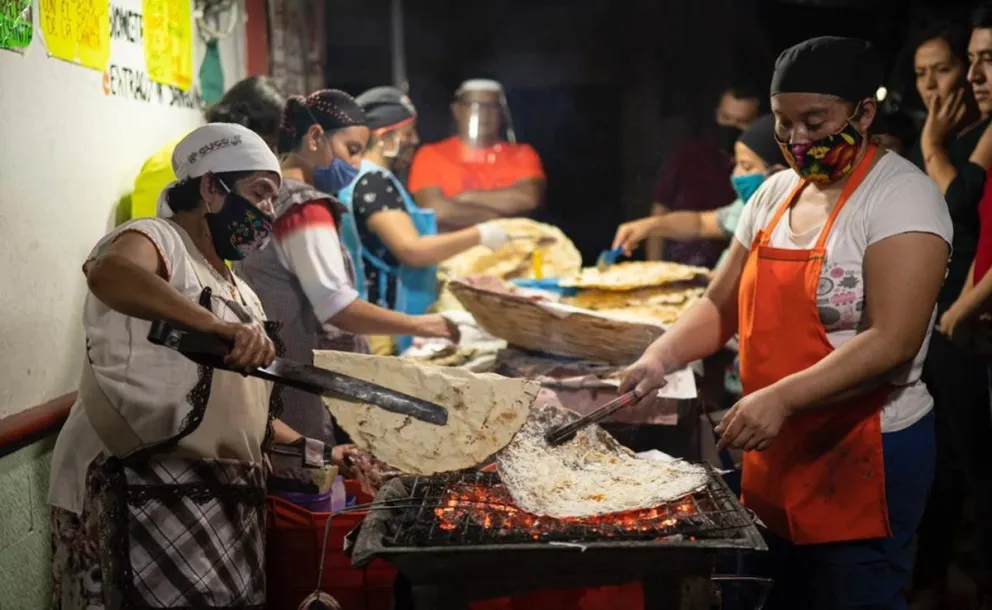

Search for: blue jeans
xmin=741 ymin=411 xmax=935 ymax=610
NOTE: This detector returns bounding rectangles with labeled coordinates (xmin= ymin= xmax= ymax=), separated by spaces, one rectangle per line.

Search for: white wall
xmin=0 ymin=3 xmax=249 ymax=417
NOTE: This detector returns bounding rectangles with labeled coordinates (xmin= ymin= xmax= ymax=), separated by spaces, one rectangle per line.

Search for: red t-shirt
xmin=975 ymin=169 xmax=992 ymax=282
xmin=408 ymin=137 xmax=545 ymax=198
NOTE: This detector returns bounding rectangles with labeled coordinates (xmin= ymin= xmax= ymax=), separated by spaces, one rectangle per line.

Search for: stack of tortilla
xmin=435 ymin=218 xmax=583 ymax=312
xmin=559 ymin=262 xmax=709 ymax=326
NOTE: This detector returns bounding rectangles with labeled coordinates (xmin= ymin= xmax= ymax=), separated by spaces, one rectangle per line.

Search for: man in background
xmin=645 ymin=82 xmax=761 ymax=266
xmin=409 ymin=79 xmax=545 ymax=232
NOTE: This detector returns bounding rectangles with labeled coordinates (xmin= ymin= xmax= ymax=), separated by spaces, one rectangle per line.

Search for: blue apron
xmin=338 ymin=160 xmax=439 ymax=353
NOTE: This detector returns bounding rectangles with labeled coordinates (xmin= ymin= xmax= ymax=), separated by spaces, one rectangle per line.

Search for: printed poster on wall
xmin=0 ymin=0 xmax=33 ymax=52
xmin=143 ymin=0 xmax=193 ymax=90
xmin=104 ymin=0 xmax=202 ymax=110
xmin=38 ymin=0 xmax=110 ymax=70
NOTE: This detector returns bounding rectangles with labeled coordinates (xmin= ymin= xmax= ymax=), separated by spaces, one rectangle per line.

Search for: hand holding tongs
xmin=544 ymin=389 xmax=643 ymax=446
xmin=147 ymin=320 xmax=448 ymax=426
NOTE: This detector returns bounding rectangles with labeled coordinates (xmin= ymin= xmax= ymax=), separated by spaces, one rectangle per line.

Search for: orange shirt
xmin=408 ymin=137 xmax=545 ymax=198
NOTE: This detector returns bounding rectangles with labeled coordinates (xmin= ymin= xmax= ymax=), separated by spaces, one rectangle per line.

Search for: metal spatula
xmin=147 ymin=321 xmax=448 ymax=425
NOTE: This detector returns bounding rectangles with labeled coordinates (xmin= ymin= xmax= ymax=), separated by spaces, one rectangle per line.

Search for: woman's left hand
xmin=331 ymin=444 xmax=362 ymax=478
xmin=715 ymin=386 xmax=793 ymax=452
xmin=923 ymin=89 xmax=966 ymax=146
xmin=938 ymin=300 xmax=970 ymax=340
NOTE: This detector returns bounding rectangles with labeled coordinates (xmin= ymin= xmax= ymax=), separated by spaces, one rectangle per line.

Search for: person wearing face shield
xmin=336 ymin=87 xmax=512 ymax=355
xmin=642 ymin=82 xmax=762 ymax=266
xmin=623 ymin=37 xmax=953 ymax=609
xmin=234 ymin=90 xmax=457 ymax=445
xmin=408 ymin=79 xmax=546 ymax=232
xmin=50 ymin=124 xmax=284 ymax=609
xmin=612 ymin=114 xmax=786 ymax=270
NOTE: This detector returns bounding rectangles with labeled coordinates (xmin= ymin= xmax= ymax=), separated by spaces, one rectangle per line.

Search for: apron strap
xmin=758 ymin=143 xmax=879 ymax=247
xmin=814 ymin=143 xmax=878 ymax=249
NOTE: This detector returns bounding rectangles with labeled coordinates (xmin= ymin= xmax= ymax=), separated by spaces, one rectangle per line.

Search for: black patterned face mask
xmin=206 ymin=178 xmax=274 ymax=261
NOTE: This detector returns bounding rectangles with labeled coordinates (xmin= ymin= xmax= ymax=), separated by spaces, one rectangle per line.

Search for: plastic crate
xmin=265 ymin=480 xmax=396 ymax=610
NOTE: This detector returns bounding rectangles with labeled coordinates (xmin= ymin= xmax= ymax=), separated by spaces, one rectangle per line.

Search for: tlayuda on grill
xmin=313 ymin=350 xmax=708 ymax=518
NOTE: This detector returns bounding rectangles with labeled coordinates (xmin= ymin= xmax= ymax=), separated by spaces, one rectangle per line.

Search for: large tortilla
xmin=564 ymin=286 xmax=705 ymax=325
xmin=560 ymin=262 xmax=708 ymax=291
xmin=313 ymin=351 xmax=539 ymax=475
xmin=497 ymin=401 xmax=709 ymax=518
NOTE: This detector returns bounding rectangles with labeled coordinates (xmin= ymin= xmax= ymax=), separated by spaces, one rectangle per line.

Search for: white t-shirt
xmin=50 ymin=219 xmax=271 ymax=514
xmin=734 ymin=153 xmax=953 ymax=433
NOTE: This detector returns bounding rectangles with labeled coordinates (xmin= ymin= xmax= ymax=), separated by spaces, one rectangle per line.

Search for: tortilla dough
xmin=497 ymin=400 xmax=709 ymax=518
xmin=313 ymin=351 xmax=539 ymax=475
xmin=560 ymin=262 xmax=708 ymax=291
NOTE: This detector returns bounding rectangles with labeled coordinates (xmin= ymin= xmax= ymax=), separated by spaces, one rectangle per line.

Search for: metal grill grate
xmin=384 ymin=465 xmax=754 ymax=548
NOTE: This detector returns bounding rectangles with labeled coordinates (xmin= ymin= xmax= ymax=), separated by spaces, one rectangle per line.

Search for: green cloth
xmin=199 ymin=39 xmax=225 ymax=106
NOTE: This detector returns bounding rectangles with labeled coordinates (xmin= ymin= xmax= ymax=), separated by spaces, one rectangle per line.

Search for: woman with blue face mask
xmin=235 ymin=90 xmax=458 ymax=445
xmin=612 ymin=114 xmax=786 ymax=266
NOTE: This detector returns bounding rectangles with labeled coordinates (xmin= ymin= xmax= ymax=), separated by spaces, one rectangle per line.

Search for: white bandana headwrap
xmin=156 ymin=123 xmax=282 ymax=218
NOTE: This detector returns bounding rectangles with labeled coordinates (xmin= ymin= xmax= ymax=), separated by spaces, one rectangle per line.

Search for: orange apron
xmin=738 ymin=144 xmax=892 ymax=545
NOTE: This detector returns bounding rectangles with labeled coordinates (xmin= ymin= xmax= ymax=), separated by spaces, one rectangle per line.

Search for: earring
xmin=310 ymin=140 xmax=318 ymax=152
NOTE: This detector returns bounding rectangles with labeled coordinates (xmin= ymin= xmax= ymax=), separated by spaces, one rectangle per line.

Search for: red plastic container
xmin=265 ymin=480 xmax=642 ymax=610
xmin=265 ymin=480 xmax=396 ymax=610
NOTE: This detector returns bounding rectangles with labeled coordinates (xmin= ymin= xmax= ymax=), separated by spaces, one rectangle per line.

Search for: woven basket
xmin=447 ymin=280 xmax=663 ymax=365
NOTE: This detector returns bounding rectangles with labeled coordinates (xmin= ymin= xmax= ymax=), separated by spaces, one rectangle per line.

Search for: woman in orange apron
xmin=623 ymin=37 xmax=953 ymax=609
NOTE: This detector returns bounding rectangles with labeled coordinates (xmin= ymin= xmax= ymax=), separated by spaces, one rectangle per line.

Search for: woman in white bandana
xmin=49 ymin=123 xmax=282 ymax=610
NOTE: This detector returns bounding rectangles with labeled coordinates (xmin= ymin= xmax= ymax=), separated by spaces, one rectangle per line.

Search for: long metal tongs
xmin=544 ymin=389 xmax=642 ymax=446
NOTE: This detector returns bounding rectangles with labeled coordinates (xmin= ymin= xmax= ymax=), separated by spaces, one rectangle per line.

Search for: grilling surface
xmin=382 ymin=467 xmax=753 ymax=547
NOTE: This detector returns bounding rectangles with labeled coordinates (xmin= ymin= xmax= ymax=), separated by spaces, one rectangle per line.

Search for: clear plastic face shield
xmin=453 ymin=85 xmax=517 ymax=149
xmin=375 ymin=119 xmax=419 ymax=169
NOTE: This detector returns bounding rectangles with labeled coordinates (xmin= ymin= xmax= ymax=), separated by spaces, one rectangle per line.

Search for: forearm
xmin=86 ymin=255 xmax=218 ymax=333
xmin=648 ymin=211 xmax=706 ymax=241
xmin=645 ymin=203 xmax=668 ymax=260
xmin=773 ymin=328 xmax=914 ymax=411
xmin=962 ymin=259 xmax=977 ymax=298
xmin=956 ymin=265 xmax=992 ymax=317
xmin=393 ymin=228 xmax=481 ymax=267
xmin=456 ymin=185 xmax=540 ymax=216
xmin=921 ymin=137 xmax=958 ymax=194
xmin=329 ymin=299 xmax=429 ymax=336
xmin=271 ymin=419 xmax=304 ymax=444
xmin=643 ymin=297 xmax=735 ymax=369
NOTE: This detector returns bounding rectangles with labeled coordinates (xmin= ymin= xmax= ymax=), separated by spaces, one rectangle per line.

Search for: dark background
xmin=325 ymin=0 xmax=984 ymax=263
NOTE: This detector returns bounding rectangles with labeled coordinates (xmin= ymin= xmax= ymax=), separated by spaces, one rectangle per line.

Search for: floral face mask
xmin=776 ymin=105 xmax=866 ymax=184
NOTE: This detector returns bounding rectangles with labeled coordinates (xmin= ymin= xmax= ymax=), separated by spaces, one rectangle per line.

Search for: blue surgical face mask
xmin=731 ymin=172 xmax=765 ymax=203
xmin=313 ymin=158 xmax=360 ymax=194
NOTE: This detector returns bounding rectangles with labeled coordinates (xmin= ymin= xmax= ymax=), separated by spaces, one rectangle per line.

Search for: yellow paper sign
xmin=76 ymin=0 xmax=110 ymax=70
xmin=38 ymin=0 xmax=109 ymax=70
xmin=144 ymin=0 xmax=193 ymax=90
xmin=39 ymin=0 xmax=77 ymax=63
